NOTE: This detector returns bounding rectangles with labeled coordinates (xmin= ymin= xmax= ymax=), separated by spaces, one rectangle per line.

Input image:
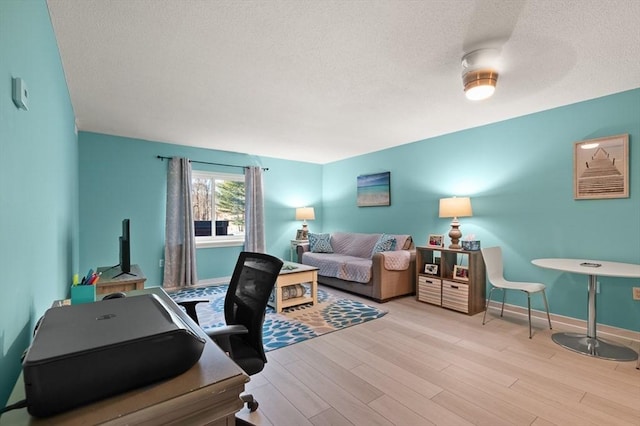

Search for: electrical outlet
xmin=159 ymin=259 xmax=164 ymax=268
xmin=633 ymin=287 xmax=640 ymax=301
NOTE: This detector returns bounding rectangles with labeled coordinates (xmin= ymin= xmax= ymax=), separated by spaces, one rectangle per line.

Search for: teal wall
xmin=78 ymin=90 xmax=639 ymax=334
xmin=322 ymin=89 xmax=640 ymax=331
xmin=0 ymin=0 xmax=78 ymax=408
xmin=78 ymin=132 xmax=322 ymax=286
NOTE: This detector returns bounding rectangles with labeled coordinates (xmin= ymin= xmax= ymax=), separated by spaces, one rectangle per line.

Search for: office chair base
xmin=241 ymin=394 xmax=259 ymax=412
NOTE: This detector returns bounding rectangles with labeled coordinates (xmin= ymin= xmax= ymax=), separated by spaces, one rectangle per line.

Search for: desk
xmin=95 ymin=264 xmax=146 ymax=294
xmin=532 ymin=258 xmax=640 ymax=361
xmin=0 ymin=287 xmax=249 ymax=426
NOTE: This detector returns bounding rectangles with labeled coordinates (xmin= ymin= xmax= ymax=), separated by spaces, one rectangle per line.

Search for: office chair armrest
xmin=207 ymin=324 xmax=248 ymax=337
xmin=206 ymin=325 xmax=248 ymax=354
xmin=175 ymin=299 xmax=209 ymax=325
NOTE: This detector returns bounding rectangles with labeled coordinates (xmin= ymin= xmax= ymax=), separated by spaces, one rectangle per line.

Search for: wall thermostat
xmin=12 ymin=77 xmax=29 ymax=111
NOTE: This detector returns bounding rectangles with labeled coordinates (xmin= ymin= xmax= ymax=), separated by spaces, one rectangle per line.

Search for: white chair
xmin=481 ymin=246 xmax=552 ymax=338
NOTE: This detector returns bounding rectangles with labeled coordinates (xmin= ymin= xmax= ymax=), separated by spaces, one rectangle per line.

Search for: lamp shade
xmin=295 ymin=207 xmax=315 ymax=221
xmin=439 ymin=197 xmax=473 ymax=218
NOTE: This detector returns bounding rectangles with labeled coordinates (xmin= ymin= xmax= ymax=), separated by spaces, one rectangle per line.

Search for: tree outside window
xmin=191 ymin=171 xmax=245 ymax=245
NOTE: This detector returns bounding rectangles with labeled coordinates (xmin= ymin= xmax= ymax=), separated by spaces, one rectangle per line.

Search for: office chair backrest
xmin=225 ymin=251 xmax=283 ymax=363
xmin=481 ymin=246 xmax=506 ymax=286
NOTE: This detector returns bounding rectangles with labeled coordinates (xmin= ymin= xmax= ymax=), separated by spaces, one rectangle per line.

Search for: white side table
xmin=532 ymin=258 xmax=640 ymax=361
xmin=290 ymin=239 xmax=307 ymax=261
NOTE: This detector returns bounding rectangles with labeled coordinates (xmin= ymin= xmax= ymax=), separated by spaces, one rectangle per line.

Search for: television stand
xmin=96 ymin=264 xmax=146 ymax=294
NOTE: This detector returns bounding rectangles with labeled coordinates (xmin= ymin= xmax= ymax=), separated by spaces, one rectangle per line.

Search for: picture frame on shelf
xmin=295 ymin=229 xmax=306 ymax=240
xmin=427 ymin=234 xmax=444 ymax=248
xmin=574 ymin=134 xmax=629 ymax=200
xmin=453 ymin=265 xmax=469 ymax=281
xmin=424 ymin=263 xmax=439 ymax=275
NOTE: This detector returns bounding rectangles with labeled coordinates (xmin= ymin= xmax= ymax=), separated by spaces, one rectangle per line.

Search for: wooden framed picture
xmin=574 ymin=134 xmax=629 ymax=199
xmin=453 ymin=265 xmax=469 ymax=281
xmin=424 ymin=263 xmax=439 ymax=275
xmin=427 ymin=234 xmax=444 ymax=248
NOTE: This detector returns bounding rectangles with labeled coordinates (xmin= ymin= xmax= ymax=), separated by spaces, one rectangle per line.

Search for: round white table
xmin=532 ymin=258 xmax=640 ymax=361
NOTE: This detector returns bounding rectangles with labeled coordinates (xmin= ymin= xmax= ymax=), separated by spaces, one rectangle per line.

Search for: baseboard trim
xmin=163 ymin=276 xmax=230 ymax=293
xmin=196 ymin=276 xmax=230 ymax=287
xmin=488 ymin=302 xmax=639 ymax=343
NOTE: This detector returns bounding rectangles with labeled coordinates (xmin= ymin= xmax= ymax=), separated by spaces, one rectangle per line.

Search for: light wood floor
xmin=236 ymin=287 xmax=640 ymax=426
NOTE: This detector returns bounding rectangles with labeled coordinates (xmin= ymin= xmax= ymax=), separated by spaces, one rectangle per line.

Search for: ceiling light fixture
xmin=462 ymin=48 xmax=500 ymax=101
xmin=463 ymin=69 xmax=498 ymax=101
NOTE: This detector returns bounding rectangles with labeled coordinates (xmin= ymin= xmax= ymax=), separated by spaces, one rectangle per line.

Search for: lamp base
xmin=448 ymin=219 xmax=462 ymax=250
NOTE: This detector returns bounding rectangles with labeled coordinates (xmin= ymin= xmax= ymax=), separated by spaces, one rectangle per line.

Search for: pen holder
xmin=71 ymin=285 xmax=96 ymax=305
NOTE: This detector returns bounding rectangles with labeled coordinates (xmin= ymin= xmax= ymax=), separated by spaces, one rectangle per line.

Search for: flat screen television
xmin=117 ymin=219 xmax=131 ymax=276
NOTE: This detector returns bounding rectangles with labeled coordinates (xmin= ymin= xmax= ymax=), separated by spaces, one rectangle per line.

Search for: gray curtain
xmin=163 ymin=157 xmax=198 ymax=288
xmin=244 ymin=166 xmax=265 ymax=252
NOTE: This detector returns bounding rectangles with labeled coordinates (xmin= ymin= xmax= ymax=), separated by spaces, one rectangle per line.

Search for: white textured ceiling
xmin=47 ymin=0 xmax=640 ymax=164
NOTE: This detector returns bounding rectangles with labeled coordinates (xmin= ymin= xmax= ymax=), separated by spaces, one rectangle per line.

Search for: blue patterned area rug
xmin=169 ymin=285 xmax=387 ymax=352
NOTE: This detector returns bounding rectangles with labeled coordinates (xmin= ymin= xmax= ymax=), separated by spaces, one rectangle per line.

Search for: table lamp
xmin=439 ymin=197 xmax=473 ymax=249
xmin=295 ymin=207 xmax=315 ymax=239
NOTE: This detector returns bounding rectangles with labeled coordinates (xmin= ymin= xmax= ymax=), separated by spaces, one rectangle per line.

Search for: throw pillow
xmin=371 ymin=233 xmax=397 ymax=257
xmin=309 ymin=233 xmax=334 ymax=253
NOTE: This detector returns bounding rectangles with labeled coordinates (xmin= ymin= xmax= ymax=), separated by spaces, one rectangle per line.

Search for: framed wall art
xmin=427 ymin=234 xmax=444 ymax=248
xmin=574 ymin=134 xmax=629 ymax=199
xmin=357 ymin=171 xmax=390 ymax=207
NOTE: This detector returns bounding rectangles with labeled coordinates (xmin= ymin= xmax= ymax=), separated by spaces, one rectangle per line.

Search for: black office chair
xmin=178 ymin=251 xmax=283 ymax=412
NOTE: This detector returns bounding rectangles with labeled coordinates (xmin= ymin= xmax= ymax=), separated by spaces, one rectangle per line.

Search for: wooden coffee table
xmin=269 ymin=262 xmax=318 ymax=313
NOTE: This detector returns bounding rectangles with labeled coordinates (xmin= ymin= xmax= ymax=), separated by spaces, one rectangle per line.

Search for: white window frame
xmin=192 ymin=170 xmax=245 ymax=249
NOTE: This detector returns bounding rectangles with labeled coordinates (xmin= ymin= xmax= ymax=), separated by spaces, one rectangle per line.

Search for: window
xmin=192 ymin=170 xmax=245 ymax=248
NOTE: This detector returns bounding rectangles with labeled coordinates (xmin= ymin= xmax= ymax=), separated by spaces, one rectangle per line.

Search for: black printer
xmin=22 ymin=293 xmax=205 ymax=417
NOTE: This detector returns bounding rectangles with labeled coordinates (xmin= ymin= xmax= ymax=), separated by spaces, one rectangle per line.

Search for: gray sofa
xmin=296 ymin=232 xmax=415 ymax=302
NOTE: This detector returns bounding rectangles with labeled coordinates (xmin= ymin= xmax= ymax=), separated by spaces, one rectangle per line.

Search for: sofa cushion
xmin=302 ymin=252 xmax=342 ymax=277
xmin=341 ymin=257 xmax=373 ymax=283
xmin=331 ymin=232 xmax=381 ymax=258
xmin=371 ymin=233 xmax=397 ymax=256
xmin=301 ymin=252 xmax=372 ymax=283
xmin=309 ymin=233 xmax=333 ymax=253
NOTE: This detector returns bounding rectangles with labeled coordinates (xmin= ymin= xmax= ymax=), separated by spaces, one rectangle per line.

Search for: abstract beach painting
xmin=357 ymin=172 xmax=390 ymax=207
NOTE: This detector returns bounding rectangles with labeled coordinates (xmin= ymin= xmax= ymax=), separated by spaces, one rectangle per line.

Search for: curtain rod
xmin=156 ymin=155 xmax=268 ymax=171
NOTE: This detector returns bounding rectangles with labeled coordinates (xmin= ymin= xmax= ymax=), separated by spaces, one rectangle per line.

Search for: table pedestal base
xmin=552 ymin=332 xmax=638 ymax=361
